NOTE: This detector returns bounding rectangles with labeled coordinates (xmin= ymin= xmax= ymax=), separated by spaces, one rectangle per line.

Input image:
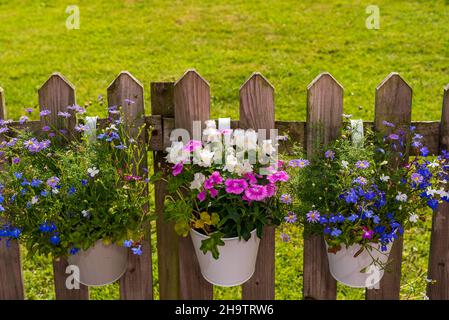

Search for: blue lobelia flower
xmin=50 ymin=235 xmax=60 ymax=245
xmin=14 ymin=172 xmax=23 ymax=179
xmin=324 ymin=227 xmax=332 ymax=234
xmin=31 ymin=179 xmax=43 ymax=188
xmin=373 ymin=215 xmax=381 ymax=224
xmin=344 ymin=189 xmax=358 ymax=204
xmin=123 ymin=240 xmax=134 ymax=248
xmin=39 ymin=222 xmax=57 ymax=233
xmin=68 ymin=186 xmax=76 ymax=195
xmin=347 ymin=214 xmax=359 ymax=222
xmin=131 ymin=245 xmax=143 ymax=256
xmin=330 ymin=228 xmax=342 ymax=237
xmin=69 ymin=247 xmax=80 ymax=255
xmin=420 ymin=147 xmax=430 ymax=157
xmin=427 ymin=199 xmax=439 ymax=210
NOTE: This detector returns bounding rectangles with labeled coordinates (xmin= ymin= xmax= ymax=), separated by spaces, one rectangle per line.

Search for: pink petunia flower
xmin=209 ymin=188 xmax=218 ymax=198
xmin=197 ymin=191 xmax=206 ymax=202
xmin=265 ymin=183 xmax=277 ymax=198
xmin=243 ymin=172 xmax=258 ymax=184
xmin=245 ymin=184 xmax=268 ymax=201
xmin=267 ymin=171 xmax=289 ymax=184
xmin=183 ymin=140 xmax=202 ymax=152
xmin=224 ymin=179 xmax=248 ymax=194
xmin=172 ymin=162 xmax=184 ymax=176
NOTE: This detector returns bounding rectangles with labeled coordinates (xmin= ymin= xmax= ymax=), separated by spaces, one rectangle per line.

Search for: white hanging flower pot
xmin=190 ymin=228 xmax=260 ymax=287
xmin=67 ymin=240 xmax=129 ymax=287
xmin=325 ymin=241 xmax=393 ymax=288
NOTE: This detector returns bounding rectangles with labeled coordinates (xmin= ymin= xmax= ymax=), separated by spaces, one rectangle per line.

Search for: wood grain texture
xmin=239 ymin=73 xmax=275 ymax=300
xmin=107 ymin=71 xmax=153 ymax=300
xmin=304 ymin=72 xmax=342 ymax=300
xmin=38 ymin=73 xmax=77 ymax=140
xmin=174 ymin=70 xmax=213 ymax=299
xmin=366 ymin=72 xmax=412 ymax=300
xmin=151 ymin=82 xmax=181 ymax=299
xmin=38 ymin=73 xmax=89 ymax=300
xmin=427 ymin=85 xmax=449 ymax=300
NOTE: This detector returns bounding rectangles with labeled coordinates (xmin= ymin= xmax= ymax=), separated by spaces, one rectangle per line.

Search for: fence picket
xmin=427 ymin=85 xmax=449 ymax=299
xmin=38 ymin=73 xmax=89 ymax=300
xmin=151 ymin=82 xmax=181 ymax=299
xmin=239 ymin=73 xmax=276 ymax=300
xmin=303 ymin=72 xmax=342 ymax=300
xmin=174 ymin=70 xmax=213 ymax=299
xmin=0 ymin=87 xmax=25 ymax=300
xmin=107 ymin=71 xmax=153 ymax=300
xmin=365 ymin=72 xmax=412 ymax=300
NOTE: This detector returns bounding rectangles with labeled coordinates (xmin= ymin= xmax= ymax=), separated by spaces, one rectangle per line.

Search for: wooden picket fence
xmin=0 ymin=69 xmax=448 ymax=300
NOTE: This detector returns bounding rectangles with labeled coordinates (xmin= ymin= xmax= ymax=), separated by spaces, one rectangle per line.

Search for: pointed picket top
xmin=444 ymin=83 xmax=449 ymax=92
xmin=239 ymin=72 xmax=275 ymax=131
xmin=240 ymin=72 xmax=274 ymax=92
xmin=107 ymin=70 xmax=143 ymax=90
xmin=374 ymin=72 xmax=412 ymax=132
xmin=376 ymin=72 xmax=412 ymax=92
xmin=174 ymin=69 xmax=210 ymax=87
xmin=38 ymin=72 xmax=75 ymax=93
xmin=307 ymin=72 xmax=343 ymax=91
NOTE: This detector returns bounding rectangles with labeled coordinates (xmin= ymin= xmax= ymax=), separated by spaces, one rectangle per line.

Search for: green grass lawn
xmin=1 ymin=0 xmax=446 ymax=300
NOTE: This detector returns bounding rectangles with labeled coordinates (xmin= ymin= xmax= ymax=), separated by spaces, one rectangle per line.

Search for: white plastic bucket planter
xmin=190 ymin=228 xmax=260 ymax=287
xmin=325 ymin=241 xmax=393 ymax=288
xmin=67 ymin=240 xmax=129 ymax=287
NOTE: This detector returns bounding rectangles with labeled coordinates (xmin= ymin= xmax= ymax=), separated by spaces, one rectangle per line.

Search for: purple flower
xmin=172 ymin=162 xmax=184 ymax=176
xmin=267 ymin=171 xmax=289 ymax=184
xmin=382 ymin=121 xmax=395 ymax=128
xmin=306 ymin=210 xmax=320 ymax=223
xmin=12 ymin=157 xmax=20 ymax=164
xmin=50 ymin=235 xmax=60 ymax=245
xmin=46 ymin=176 xmax=60 ymax=188
xmin=420 ymin=147 xmax=429 ymax=157
xmin=58 ymin=111 xmax=71 ymax=118
xmin=19 ymin=116 xmax=29 ymax=124
xmin=284 ymin=211 xmax=297 ymax=223
xmin=411 ymin=173 xmax=424 ymax=184
xmin=280 ymin=193 xmax=292 ymax=204
xmin=325 ymin=150 xmax=335 ymax=160
xmin=25 ymin=108 xmax=34 ymax=114
xmin=245 ymin=184 xmax=268 ymax=201
xmin=40 ymin=110 xmax=51 ymax=117
xmin=74 ymin=124 xmax=88 ymax=132
xmin=42 ymin=126 xmax=51 ymax=132
xmin=353 ymin=176 xmax=368 ymax=185
xmin=224 ymin=179 xmax=248 ymax=195
xmin=388 ymin=134 xmax=399 ymax=140
xmin=289 ymin=159 xmax=310 ymax=168
xmin=355 ymin=160 xmax=370 ymax=169
xmin=280 ymin=233 xmax=290 ymax=242
xmin=124 ymin=98 xmax=135 ymax=105
xmin=0 ymin=127 xmax=8 ymax=134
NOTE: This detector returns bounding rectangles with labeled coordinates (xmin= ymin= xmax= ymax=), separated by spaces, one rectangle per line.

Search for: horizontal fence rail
xmin=0 ymin=70 xmax=448 ymax=300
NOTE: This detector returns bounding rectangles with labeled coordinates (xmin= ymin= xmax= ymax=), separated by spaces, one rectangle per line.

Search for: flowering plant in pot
xmin=0 ymin=104 xmax=151 ymax=286
xmin=161 ymin=119 xmax=290 ymax=286
xmin=287 ymin=117 xmax=449 ymax=288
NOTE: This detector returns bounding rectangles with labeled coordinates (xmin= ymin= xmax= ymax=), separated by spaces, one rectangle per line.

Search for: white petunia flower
xmin=234 ymin=160 xmax=253 ymax=175
xmin=380 ymin=174 xmax=390 ymax=182
xmin=224 ymin=154 xmax=238 ymax=173
xmin=261 ymin=139 xmax=277 ymax=156
xmin=190 ymin=173 xmax=206 ymax=190
xmin=82 ymin=210 xmax=90 ymax=218
xmin=341 ymin=160 xmax=349 ymax=169
xmin=165 ymin=142 xmax=189 ymax=164
xmin=197 ymin=148 xmax=215 ymax=167
xmin=88 ymin=167 xmax=99 ymax=177
xmin=52 ymin=188 xmax=59 ymax=194
xmin=31 ymin=196 xmax=39 ymax=205
xmin=409 ymin=213 xmax=419 ymax=223
xmin=395 ymin=192 xmax=408 ymax=202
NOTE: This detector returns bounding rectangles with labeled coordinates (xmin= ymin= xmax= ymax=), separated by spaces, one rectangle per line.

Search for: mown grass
xmin=1 ymin=0 xmax=445 ymax=300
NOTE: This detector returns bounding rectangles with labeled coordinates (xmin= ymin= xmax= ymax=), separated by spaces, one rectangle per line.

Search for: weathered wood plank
xmin=427 ymin=84 xmax=449 ymax=300
xmin=174 ymin=70 xmax=213 ymax=299
xmin=304 ymin=72 xmax=342 ymax=300
xmin=107 ymin=71 xmax=153 ymax=300
xmin=366 ymin=72 xmax=412 ymax=300
xmin=0 ymin=88 xmax=25 ymax=300
xmin=151 ymin=82 xmax=180 ymax=299
xmin=239 ymin=73 xmax=276 ymax=300
xmin=38 ymin=73 xmax=89 ymax=300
